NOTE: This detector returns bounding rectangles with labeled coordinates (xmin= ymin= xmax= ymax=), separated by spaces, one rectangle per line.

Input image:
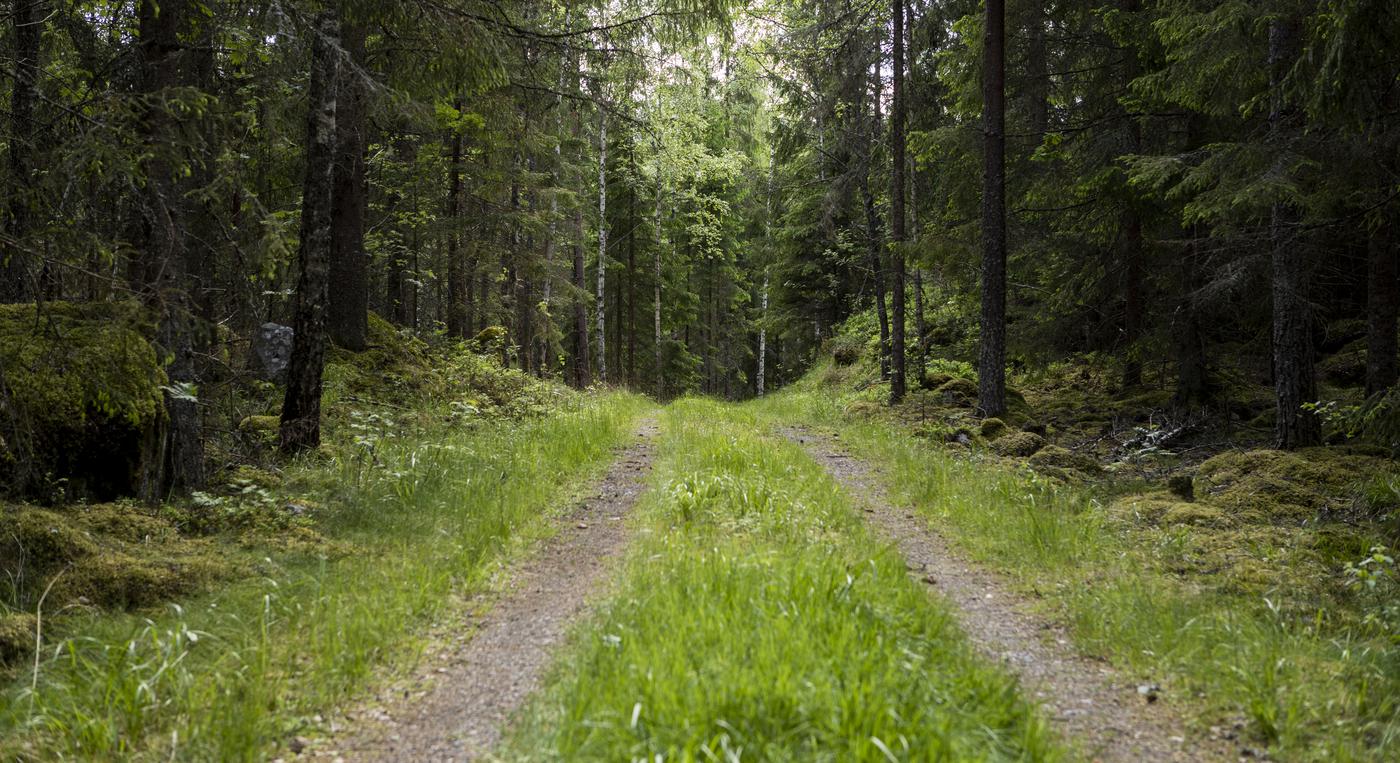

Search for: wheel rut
xmin=318 ymin=419 xmax=658 ymax=763
xmin=784 ymin=426 xmax=1234 ymax=763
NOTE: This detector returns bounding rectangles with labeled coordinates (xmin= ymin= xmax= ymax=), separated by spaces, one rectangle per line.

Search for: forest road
xmin=784 ymin=426 xmax=1236 ymax=763
xmin=317 ymin=418 xmax=658 ymax=763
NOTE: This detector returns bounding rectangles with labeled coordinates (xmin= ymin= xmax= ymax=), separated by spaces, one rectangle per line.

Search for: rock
xmin=252 ymin=323 xmax=294 ymax=382
xmin=1137 ymin=683 xmax=1161 ymax=703
xmin=289 ymin=736 xmax=310 ymax=754
xmin=979 ymin=418 xmax=1008 ymax=439
xmin=935 ymin=377 xmax=978 ymax=407
xmin=991 ymin=431 xmax=1046 ymax=458
xmin=1027 ymin=445 xmax=1102 ymax=481
xmin=1167 ymin=474 xmax=1195 ymax=502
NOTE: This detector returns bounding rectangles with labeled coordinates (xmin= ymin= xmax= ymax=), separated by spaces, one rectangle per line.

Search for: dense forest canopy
xmin=0 ymin=0 xmax=1397 ymax=497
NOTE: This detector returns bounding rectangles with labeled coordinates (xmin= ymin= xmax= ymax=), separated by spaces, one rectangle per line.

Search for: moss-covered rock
xmin=1 ymin=508 xmax=98 ymax=569
xmin=1027 ymin=445 xmax=1102 ymax=481
xmin=936 ymin=377 xmax=978 ymax=407
xmin=1318 ymin=338 xmax=1367 ymax=386
xmin=1196 ymin=448 xmax=1394 ymax=523
xmin=991 ymin=431 xmax=1047 ymax=457
xmin=979 ymin=418 xmax=1007 ymax=439
xmin=0 ymin=302 xmax=165 ymax=500
xmin=0 ymin=612 xmax=36 ymax=666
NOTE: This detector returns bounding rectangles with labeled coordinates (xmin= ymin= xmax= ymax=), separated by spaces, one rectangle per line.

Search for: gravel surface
xmin=316 ymin=420 xmax=658 ymax=763
xmin=786 ymin=427 xmax=1236 ymax=763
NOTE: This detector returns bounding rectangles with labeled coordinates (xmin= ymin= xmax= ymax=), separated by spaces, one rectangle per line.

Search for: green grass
xmin=0 ymin=392 xmax=650 ymax=762
xmin=505 ymin=398 xmax=1062 ymax=762
xmin=752 ymin=386 xmax=1400 ymax=762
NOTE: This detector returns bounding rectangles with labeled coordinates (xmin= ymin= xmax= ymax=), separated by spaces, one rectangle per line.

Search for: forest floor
xmin=5 ymin=374 xmax=1397 ymax=761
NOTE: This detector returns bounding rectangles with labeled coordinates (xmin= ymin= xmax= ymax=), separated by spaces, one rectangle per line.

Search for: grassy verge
xmin=0 ymin=392 xmax=649 ymax=762
xmin=505 ymin=398 xmax=1062 ymax=761
xmin=752 ymin=387 xmax=1400 ymax=762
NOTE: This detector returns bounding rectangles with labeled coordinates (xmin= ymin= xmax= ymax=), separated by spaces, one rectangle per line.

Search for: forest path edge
xmin=782 ymin=425 xmax=1236 ymax=763
xmin=309 ymin=417 xmax=659 ymax=762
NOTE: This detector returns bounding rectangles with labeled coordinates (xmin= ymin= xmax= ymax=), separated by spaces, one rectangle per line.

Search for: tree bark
xmin=596 ymin=106 xmax=609 ymax=384
xmin=327 ymin=22 xmax=368 ymax=350
xmin=653 ymin=172 xmax=665 ymax=399
xmin=861 ymin=60 xmax=890 ymax=380
xmin=137 ymin=0 xmax=204 ymax=498
xmin=890 ymin=0 xmax=907 ymax=404
xmin=1366 ymin=221 xmax=1398 ymax=396
xmin=977 ymin=0 xmax=1008 ymax=418
xmin=1269 ymin=13 xmax=1319 ymax=449
xmin=1173 ymin=230 xmax=1211 ymax=409
xmin=280 ymin=11 xmax=339 ymax=454
xmin=3 ymin=0 xmax=41 ymax=302
xmin=571 ymin=98 xmax=591 ymax=388
xmin=446 ymin=100 xmax=467 ymax=339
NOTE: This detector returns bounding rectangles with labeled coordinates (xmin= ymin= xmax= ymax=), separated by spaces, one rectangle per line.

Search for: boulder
xmin=991 ymin=431 xmax=1047 ymax=457
xmin=252 ymin=323 xmax=294 ymax=382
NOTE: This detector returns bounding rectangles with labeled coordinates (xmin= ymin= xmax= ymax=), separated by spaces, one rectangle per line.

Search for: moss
xmin=1026 ymin=445 xmax=1101 ymax=481
xmin=935 ymin=377 xmax=978 ymax=407
xmin=238 ymin=415 xmax=280 ymax=433
xmin=2 ymin=504 xmax=239 ymax=612
xmin=991 ymin=431 xmax=1046 ymax=458
xmin=979 ymin=418 xmax=1007 ymax=438
xmin=0 ymin=302 xmax=165 ymax=500
xmin=71 ymin=503 xmax=177 ymax=544
xmin=51 ymin=552 xmax=180 ymax=609
xmin=0 ymin=612 xmax=35 ymax=666
xmin=1 ymin=508 xmax=97 ymax=570
xmin=1196 ymin=448 xmax=1394 ymax=523
xmin=1318 ymin=338 xmax=1367 ymax=386
xmin=49 ymin=542 xmax=240 ymax=611
xmin=920 ymin=371 xmax=953 ymax=391
xmin=1109 ymin=491 xmax=1191 ymax=523
xmin=1161 ymin=503 xmax=1230 ymax=527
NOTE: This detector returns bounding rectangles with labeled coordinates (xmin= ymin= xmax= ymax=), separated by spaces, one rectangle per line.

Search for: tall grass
xmin=754 ymin=389 xmax=1400 ymax=762
xmin=0 ymin=394 xmax=649 ymax=761
xmin=506 ymin=398 xmax=1062 ymax=761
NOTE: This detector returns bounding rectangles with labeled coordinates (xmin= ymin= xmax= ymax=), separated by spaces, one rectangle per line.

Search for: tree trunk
xmin=446 ymin=101 xmax=467 ymax=339
xmin=1121 ymin=210 xmax=1144 ymax=388
xmin=571 ymin=101 xmax=591 ymax=388
xmin=861 ymin=62 xmax=890 ymax=380
xmin=1269 ymin=13 xmax=1319 ymax=449
xmin=1173 ymin=233 xmax=1210 ymax=409
xmin=596 ymin=107 xmax=608 ymax=384
xmin=758 ymin=271 xmax=769 ymax=397
xmin=137 ymin=0 xmax=204 ymax=499
xmin=1026 ymin=6 xmax=1049 ymax=140
xmin=3 ymin=0 xmax=41 ymax=302
xmin=890 ymin=0 xmax=907 ymax=403
xmin=654 ymin=174 xmax=664 ymax=399
xmin=977 ymin=0 xmax=1008 ymax=418
xmin=280 ymin=11 xmax=339 ymax=454
xmin=327 ymin=22 xmax=368 ymax=350
xmin=1366 ymin=221 xmax=1398 ymax=396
